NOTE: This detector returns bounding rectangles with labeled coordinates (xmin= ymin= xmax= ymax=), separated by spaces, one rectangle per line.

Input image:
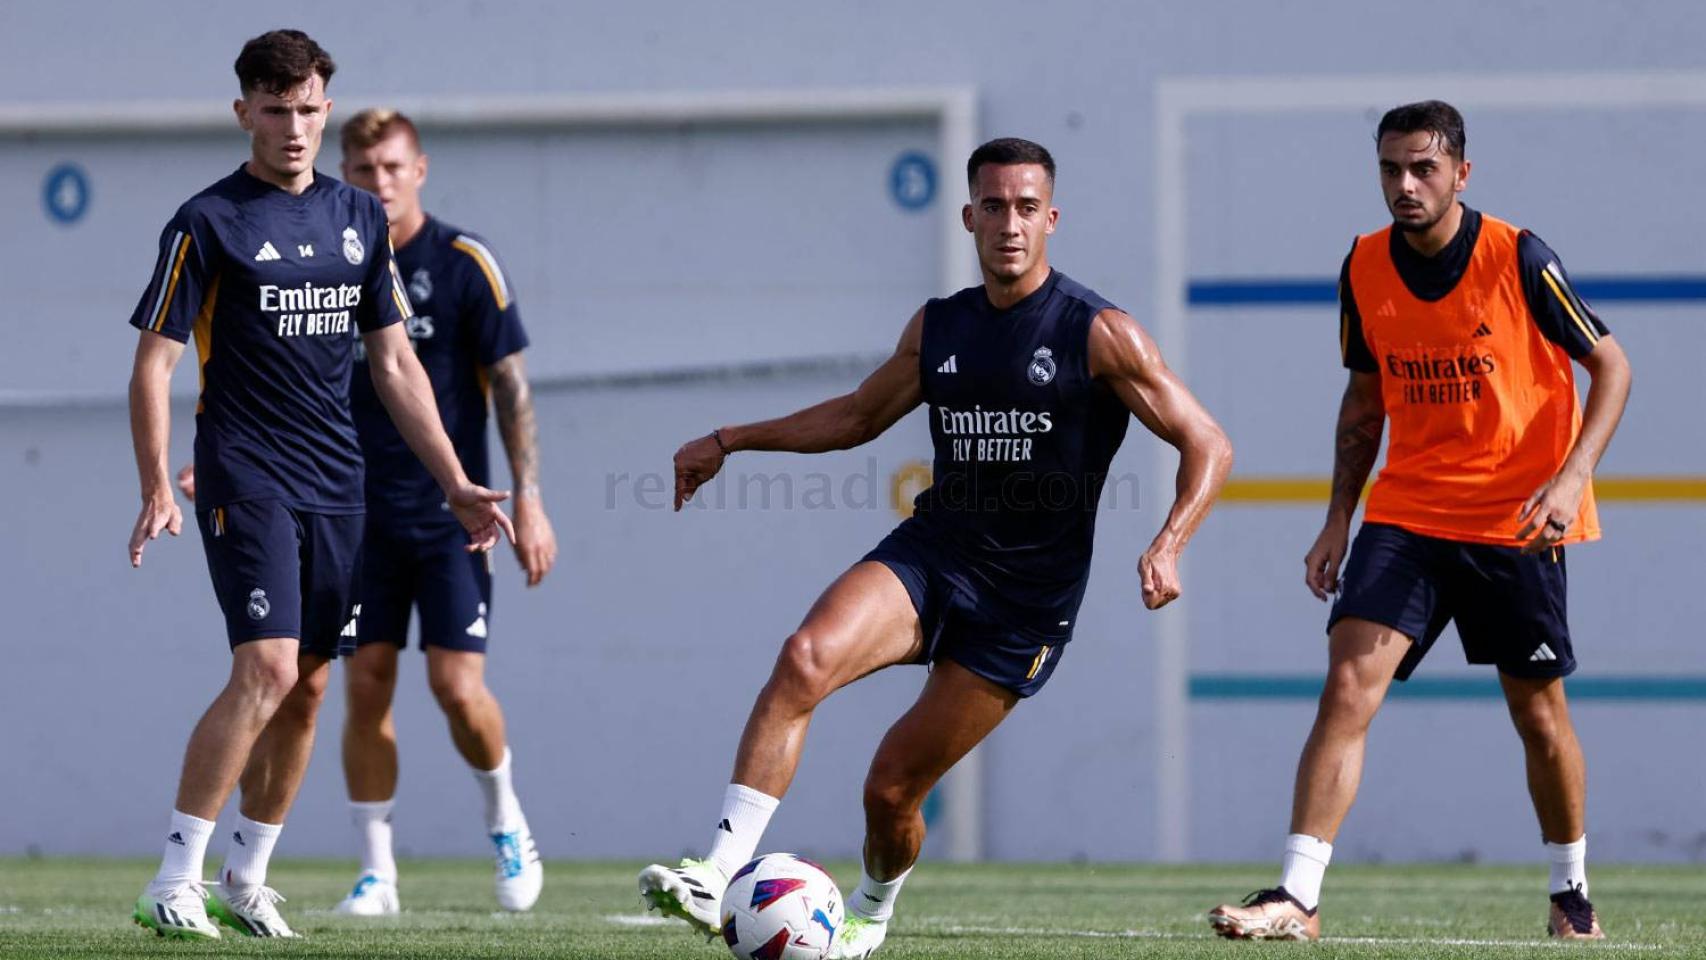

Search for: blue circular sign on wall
xmin=43 ymin=163 xmax=91 ymax=225
xmin=889 ymin=151 xmax=936 ymax=212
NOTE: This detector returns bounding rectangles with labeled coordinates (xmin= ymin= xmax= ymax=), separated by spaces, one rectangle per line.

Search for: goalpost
xmin=0 ymin=87 xmax=991 ymax=861
xmin=1152 ymin=69 xmax=1706 ymax=863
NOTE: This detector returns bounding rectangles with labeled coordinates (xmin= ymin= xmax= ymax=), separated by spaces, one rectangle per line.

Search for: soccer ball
xmin=720 ymin=853 xmax=845 ymax=960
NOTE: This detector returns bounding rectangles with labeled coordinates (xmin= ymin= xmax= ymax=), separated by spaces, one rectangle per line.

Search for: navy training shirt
xmin=129 ymin=166 xmax=410 ymax=513
xmin=351 ymin=217 xmax=530 ymax=528
xmin=907 ymin=269 xmax=1132 ymax=637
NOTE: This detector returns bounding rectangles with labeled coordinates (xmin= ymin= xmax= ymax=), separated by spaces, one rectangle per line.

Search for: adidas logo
xmin=254 ymin=241 xmax=282 ymax=262
xmin=233 ymin=831 xmax=246 ymax=847
xmin=717 ymin=819 xmax=733 ymax=834
xmin=1472 ymin=322 xmax=1492 ymax=338
xmin=465 ymin=615 xmax=488 ymax=639
xmin=1530 ymin=643 xmax=1558 ymax=662
xmin=340 ymin=604 xmax=361 ymax=639
xmin=937 ymin=355 xmax=958 ymax=374
xmin=167 ymin=831 xmax=185 ymax=846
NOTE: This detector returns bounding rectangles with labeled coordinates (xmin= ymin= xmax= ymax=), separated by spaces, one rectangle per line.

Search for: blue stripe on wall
xmin=1189 ymin=675 xmax=1706 ymax=702
xmin=1188 ymin=276 xmax=1706 ymax=306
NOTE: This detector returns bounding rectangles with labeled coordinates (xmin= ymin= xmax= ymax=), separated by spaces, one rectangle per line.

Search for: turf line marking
xmin=606 ymin=914 xmax=675 ymax=927
xmin=925 ymin=924 xmax=1662 ymax=950
xmin=1335 ymin=935 xmax=1660 ymax=950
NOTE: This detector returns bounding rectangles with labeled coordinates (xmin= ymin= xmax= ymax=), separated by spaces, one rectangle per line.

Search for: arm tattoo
xmin=488 ymin=353 xmax=540 ymax=497
xmin=1329 ymin=390 xmax=1383 ymax=519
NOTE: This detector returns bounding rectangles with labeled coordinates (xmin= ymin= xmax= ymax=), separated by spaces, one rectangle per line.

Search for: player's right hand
xmin=449 ymin=482 xmax=514 ymax=553
xmin=1303 ymin=521 xmax=1350 ymax=601
xmin=511 ymin=496 xmax=557 ymax=587
xmin=1138 ymin=541 xmax=1183 ymax=610
xmin=175 ymin=464 xmax=196 ymax=501
xmin=673 ymin=433 xmax=726 ymax=511
xmin=128 ymin=492 xmax=182 ymax=568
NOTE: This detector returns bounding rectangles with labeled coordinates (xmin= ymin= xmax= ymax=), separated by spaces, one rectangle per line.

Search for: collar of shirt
xmin=1387 ymin=204 xmax=1482 ymax=302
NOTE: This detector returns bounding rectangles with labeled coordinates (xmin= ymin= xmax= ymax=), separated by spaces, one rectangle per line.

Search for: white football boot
xmin=830 ymin=914 xmax=890 ymax=959
xmin=491 ymin=819 xmax=543 ymax=911
xmin=637 ymin=857 xmax=726 ymax=938
xmin=205 ymin=880 xmax=299 ymax=937
xmin=133 ymin=880 xmax=220 ymax=940
xmin=334 ymin=872 xmax=401 ymax=916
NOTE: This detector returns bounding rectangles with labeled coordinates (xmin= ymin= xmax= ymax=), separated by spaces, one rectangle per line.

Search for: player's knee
xmin=275 ymin=664 xmax=332 ymax=724
xmin=346 ymin=673 xmax=393 ymax=720
xmin=770 ymin=630 xmax=836 ymax=707
xmin=429 ymin=671 xmax=485 ymax=719
xmin=347 ymin=652 xmax=397 ymax=693
xmin=232 ymin=650 xmax=299 ymax=704
xmin=1317 ymin=668 xmax=1381 ymax=727
xmin=296 ymin=661 xmax=332 ymax=701
xmin=346 ymin=660 xmax=396 ymax=717
xmin=1508 ymin=698 xmax=1565 ymax=748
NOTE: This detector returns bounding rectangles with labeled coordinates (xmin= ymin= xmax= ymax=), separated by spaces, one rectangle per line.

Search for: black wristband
xmin=711 ymin=429 xmax=730 ymax=455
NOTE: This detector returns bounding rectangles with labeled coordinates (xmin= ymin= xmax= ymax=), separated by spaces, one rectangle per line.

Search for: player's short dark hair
xmin=234 ymin=29 xmax=336 ymax=97
xmin=1375 ymin=100 xmax=1466 ymax=159
xmin=342 ymin=108 xmax=421 ymax=155
xmin=967 ymin=138 xmax=1056 ymax=187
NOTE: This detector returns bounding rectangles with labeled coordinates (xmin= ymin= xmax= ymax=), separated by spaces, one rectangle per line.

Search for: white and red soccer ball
xmin=721 ymin=853 xmax=845 ymax=960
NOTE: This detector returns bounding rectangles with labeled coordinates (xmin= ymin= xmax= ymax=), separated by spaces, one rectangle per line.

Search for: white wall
xmin=2 ymin=0 xmax=1703 ymax=863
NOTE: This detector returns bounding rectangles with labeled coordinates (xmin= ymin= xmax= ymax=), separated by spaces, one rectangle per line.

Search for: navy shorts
xmin=863 ymin=527 xmax=1069 ymax=698
xmin=353 ymin=520 xmax=493 ymax=654
xmin=1329 ymin=522 xmax=1574 ymax=681
xmin=199 ymin=499 xmax=363 ymax=656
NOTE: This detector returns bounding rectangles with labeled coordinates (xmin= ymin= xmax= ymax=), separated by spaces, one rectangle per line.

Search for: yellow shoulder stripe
xmin=151 ymin=233 xmax=193 ymax=332
xmin=452 ymin=237 xmax=510 ymax=311
xmin=388 ymin=258 xmax=415 ymax=320
xmin=1540 ymin=266 xmax=1600 ymax=346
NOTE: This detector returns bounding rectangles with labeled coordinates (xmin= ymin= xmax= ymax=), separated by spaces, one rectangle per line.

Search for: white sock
xmin=1278 ymin=833 xmax=1332 ymax=911
xmin=151 ymin=810 xmax=216 ymax=887
xmin=350 ymin=800 xmax=398 ymax=882
xmin=473 ymin=747 xmax=523 ymax=833
xmin=220 ymin=814 xmax=283 ymax=890
xmin=1547 ymin=835 xmax=1588 ymax=895
xmin=707 ymin=783 xmax=780 ymax=879
xmin=850 ymin=865 xmax=912 ymax=921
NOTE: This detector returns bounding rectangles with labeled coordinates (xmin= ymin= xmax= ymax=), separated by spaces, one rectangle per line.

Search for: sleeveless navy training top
xmin=904 ymin=269 xmax=1130 ymax=637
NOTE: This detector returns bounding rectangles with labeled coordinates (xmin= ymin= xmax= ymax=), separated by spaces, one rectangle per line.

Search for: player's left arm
xmin=1513 ymin=233 xmax=1633 ymax=552
xmin=1517 ymin=337 xmax=1631 ymax=551
xmin=487 ymin=351 xmax=555 ymax=587
xmin=1088 ymin=308 xmax=1234 ymax=610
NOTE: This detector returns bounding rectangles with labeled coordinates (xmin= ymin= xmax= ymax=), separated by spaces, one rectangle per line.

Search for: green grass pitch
xmin=2 ymin=858 xmax=1701 ymax=958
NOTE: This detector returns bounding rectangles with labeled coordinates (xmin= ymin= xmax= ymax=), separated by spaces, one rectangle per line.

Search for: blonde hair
xmin=340 ymin=108 xmax=421 ymax=154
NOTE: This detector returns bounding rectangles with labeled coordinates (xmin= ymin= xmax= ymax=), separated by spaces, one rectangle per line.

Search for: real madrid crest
xmin=1027 ymin=346 xmax=1057 ymax=386
xmin=408 ymin=268 xmax=433 ymax=304
xmin=342 ymin=226 xmax=365 ymax=265
xmin=247 ymin=587 xmax=271 ymax=621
